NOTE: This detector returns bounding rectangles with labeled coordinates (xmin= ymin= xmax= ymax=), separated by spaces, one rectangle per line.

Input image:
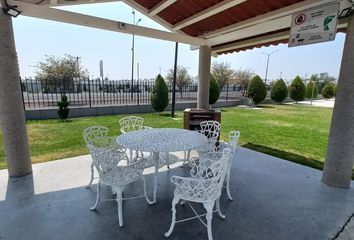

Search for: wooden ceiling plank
xmin=173 ymin=0 xmax=246 ymax=31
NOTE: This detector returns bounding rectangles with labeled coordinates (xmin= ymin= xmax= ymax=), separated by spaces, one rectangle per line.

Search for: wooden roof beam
xmin=149 ymin=0 xmax=177 ymax=16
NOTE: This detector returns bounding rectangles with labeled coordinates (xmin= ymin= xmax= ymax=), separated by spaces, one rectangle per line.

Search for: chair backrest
xmin=199 ymin=149 xmax=231 ymax=201
xmin=199 ymin=120 xmax=221 ymax=140
xmin=92 ymin=148 xmax=144 ymax=185
xmin=83 ymin=126 xmax=109 ymax=149
xmin=119 ymin=116 xmax=145 ymax=134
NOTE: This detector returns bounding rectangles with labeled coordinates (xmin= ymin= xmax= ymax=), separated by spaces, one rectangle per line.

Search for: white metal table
xmin=116 ymin=128 xmax=207 ymax=203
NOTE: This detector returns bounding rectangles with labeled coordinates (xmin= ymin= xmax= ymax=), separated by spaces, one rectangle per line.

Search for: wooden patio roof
xmin=4 ymin=0 xmax=352 ymax=55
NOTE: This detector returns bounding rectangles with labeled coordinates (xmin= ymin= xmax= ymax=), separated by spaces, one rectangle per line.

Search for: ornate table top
xmin=116 ymin=128 xmax=207 ymax=153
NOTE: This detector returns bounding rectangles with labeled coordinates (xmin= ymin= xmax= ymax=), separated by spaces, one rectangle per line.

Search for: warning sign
xmin=289 ymin=3 xmax=339 ymax=47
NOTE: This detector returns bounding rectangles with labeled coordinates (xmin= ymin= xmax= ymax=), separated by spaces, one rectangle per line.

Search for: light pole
xmin=131 ymin=9 xmax=141 ymax=100
xmin=261 ymin=50 xmax=278 ymax=85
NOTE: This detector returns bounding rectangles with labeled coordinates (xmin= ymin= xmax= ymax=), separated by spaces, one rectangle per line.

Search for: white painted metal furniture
xmin=185 ymin=120 xmax=221 ymax=164
xmin=165 ymin=149 xmax=232 ymax=240
xmin=83 ymin=126 xmax=127 ymax=188
xmin=89 ymin=147 xmax=153 ymax=227
xmin=116 ymin=128 xmax=207 ymax=203
xmin=119 ymin=116 xmax=152 ymax=162
xmin=198 ymin=130 xmax=241 ymax=200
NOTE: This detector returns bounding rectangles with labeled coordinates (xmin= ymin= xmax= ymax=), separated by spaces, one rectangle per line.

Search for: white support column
xmin=197 ymin=45 xmax=211 ymax=109
xmin=322 ymin=15 xmax=354 ymax=188
xmin=0 ymin=11 xmax=32 ymax=177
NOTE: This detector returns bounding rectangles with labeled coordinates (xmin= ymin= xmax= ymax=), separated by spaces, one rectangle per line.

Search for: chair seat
xmin=99 ymin=167 xmax=142 ymax=187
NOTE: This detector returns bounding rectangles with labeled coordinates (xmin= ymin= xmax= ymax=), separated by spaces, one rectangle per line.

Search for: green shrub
xmin=209 ymin=74 xmax=221 ymax=105
xmin=305 ymin=81 xmax=318 ymax=98
xmin=247 ymin=75 xmax=266 ymax=105
xmin=271 ymin=79 xmax=288 ymax=103
xmin=57 ymin=95 xmax=70 ymax=120
xmin=151 ymin=74 xmax=169 ymax=112
xmin=289 ymin=76 xmax=306 ymax=102
xmin=322 ymin=82 xmax=336 ymax=99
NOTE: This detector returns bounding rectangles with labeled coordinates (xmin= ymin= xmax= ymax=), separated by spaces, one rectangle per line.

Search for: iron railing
xmin=20 ymin=78 xmax=243 ymax=110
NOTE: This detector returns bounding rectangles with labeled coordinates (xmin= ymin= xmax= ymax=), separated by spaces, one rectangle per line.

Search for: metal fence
xmin=21 ymin=78 xmax=243 ymax=110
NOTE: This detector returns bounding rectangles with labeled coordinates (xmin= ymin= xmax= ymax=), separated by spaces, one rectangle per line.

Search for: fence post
xmin=226 ymin=84 xmax=229 ymax=101
xmin=88 ymin=77 xmax=92 ymax=107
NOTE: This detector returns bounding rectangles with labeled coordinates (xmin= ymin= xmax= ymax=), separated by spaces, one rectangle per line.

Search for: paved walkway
xmin=1 ymin=147 xmax=354 ymax=240
xmin=286 ymin=98 xmax=335 ymax=108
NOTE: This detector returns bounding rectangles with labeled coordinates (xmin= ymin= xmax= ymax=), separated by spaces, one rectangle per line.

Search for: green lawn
xmin=0 ymin=104 xmax=333 ymax=171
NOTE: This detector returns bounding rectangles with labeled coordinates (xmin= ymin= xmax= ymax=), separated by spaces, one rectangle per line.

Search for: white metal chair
xmin=198 ymin=130 xmax=240 ymax=201
xmin=185 ymin=120 xmax=221 ymax=165
xmin=119 ymin=116 xmax=152 ymax=162
xmin=216 ymin=130 xmax=240 ymax=201
xmin=165 ymin=149 xmax=232 ymax=240
xmin=89 ymin=147 xmax=153 ymax=227
xmin=83 ymin=126 xmax=127 ymax=188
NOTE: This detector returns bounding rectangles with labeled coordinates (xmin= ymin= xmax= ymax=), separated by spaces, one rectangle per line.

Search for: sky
xmin=12 ymin=2 xmax=346 ymax=83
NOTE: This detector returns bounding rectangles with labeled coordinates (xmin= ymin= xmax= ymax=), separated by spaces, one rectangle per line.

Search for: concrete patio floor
xmin=1 ymin=147 xmax=354 ymax=240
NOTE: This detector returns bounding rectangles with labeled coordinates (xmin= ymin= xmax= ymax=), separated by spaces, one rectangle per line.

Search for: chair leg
xmin=216 ymin=198 xmax=225 ymax=219
xmin=90 ymin=181 xmax=100 ymax=210
xmin=142 ymin=176 xmax=154 ymax=205
xmin=166 ymin=152 xmax=170 ymax=169
xmin=226 ymin=170 xmax=233 ymax=201
xmin=115 ymin=187 xmax=124 ymax=227
xmin=165 ymin=197 xmax=180 ymax=237
xmin=152 ymin=152 xmax=159 ymax=204
xmin=86 ymin=162 xmax=94 ymax=189
xmin=129 ymin=149 xmax=133 ymax=164
xmin=203 ymin=201 xmax=215 ymax=240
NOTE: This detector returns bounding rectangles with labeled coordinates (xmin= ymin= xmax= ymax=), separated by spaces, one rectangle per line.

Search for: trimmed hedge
xmin=57 ymin=95 xmax=70 ymax=120
xmin=271 ymin=79 xmax=288 ymax=103
xmin=322 ymin=82 xmax=336 ymax=99
xmin=247 ymin=75 xmax=266 ymax=105
xmin=305 ymin=81 xmax=318 ymax=98
xmin=151 ymin=74 xmax=169 ymax=112
xmin=209 ymin=74 xmax=221 ymax=105
xmin=289 ymin=76 xmax=306 ymax=102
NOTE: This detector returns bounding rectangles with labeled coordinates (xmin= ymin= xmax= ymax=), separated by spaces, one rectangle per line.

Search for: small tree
xmin=322 ymin=82 xmax=336 ymax=99
xmin=35 ymin=55 xmax=89 ymax=93
xmin=305 ymin=81 xmax=318 ymax=99
xmin=247 ymin=75 xmax=266 ymax=105
xmin=232 ymin=68 xmax=255 ymax=96
xmin=211 ymin=61 xmax=235 ymax=89
xmin=151 ymin=74 xmax=169 ymax=112
xmin=271 ymin=79 xmax=288 ymax=104
xmin=289 ymin=75 xmax=306 ymax=102
xmin=209 ymin=74 xmax=221 ymax=105
xmin=57 ymin=95 xmax=70 ymax=120
xmin=166 ymin=65 xmax=192 ymax=99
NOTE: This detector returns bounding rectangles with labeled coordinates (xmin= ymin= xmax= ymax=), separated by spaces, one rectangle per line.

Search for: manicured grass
xmin=0 ymin=104 xmax=333 ymax=171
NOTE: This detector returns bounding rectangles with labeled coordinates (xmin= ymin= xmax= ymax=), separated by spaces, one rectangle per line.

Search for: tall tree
xmin=35 ymin=54 xmax=89 ymax=93
xmin=211 ymin=61 xmax=235 ymax=89
xmin=231 ymin=68 xmax=255 ymax=96
xmin=166 ymin=65 xmax=192 ymax=99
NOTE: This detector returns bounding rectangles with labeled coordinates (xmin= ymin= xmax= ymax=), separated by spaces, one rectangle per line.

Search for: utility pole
xmin=137 ymin=62 xmax=140 ymax=106
xmin=131 ymin=9 xmax=141 ymax=100
xmin=171 ymin=42 xmax=178 ymax=118
xmin=261 ymin=50 xmax=279 ymax=85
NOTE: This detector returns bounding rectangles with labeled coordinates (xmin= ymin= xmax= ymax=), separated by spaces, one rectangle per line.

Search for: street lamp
xmin=131 ymin=9 xmax=141 ymax=100
xmin=261 ymin=50 xmax=279 ymax=85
